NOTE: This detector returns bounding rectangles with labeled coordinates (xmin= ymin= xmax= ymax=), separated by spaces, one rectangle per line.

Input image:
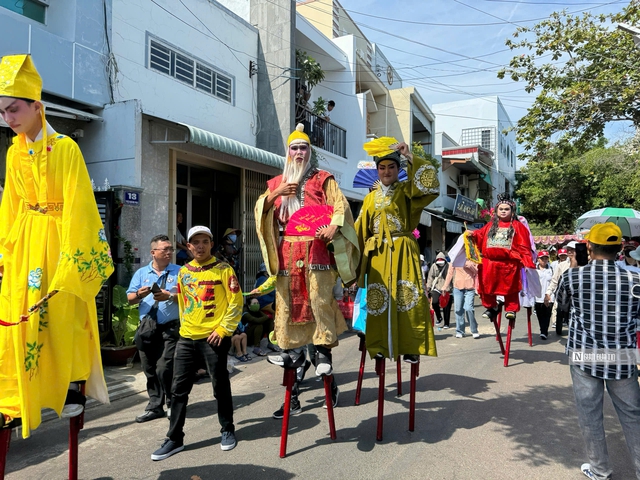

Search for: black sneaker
xmin=403 ymin=354 xmax=420 ymax=364
xmin=267 ymin=348 xmax=305 ymax=369
xmin=482 ymin=309 xmax=495 ymax=320
xmin=272 ymin=398 xmax=302 ymax=419
xmin=323 ymin=384 xmax=339 ymax=409
xmin=151 ymin=438 xmax=184 ymax=461
xmin=220 ymin=431 xmax=237 ymax=451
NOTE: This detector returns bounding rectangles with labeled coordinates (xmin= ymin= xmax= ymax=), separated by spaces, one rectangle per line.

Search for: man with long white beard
xmin=255 ymin=124 xmax=359 ymax=417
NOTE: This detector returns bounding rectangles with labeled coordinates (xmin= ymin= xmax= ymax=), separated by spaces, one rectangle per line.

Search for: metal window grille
xmin=149 ymin=39 xmax=233 ymax=103
xmin=243 ymin=170 xmax=271 ymax=292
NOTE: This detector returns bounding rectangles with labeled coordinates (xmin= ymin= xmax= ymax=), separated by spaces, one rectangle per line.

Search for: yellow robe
xmin=355 ymin=157 xmax=440 ymax=359
xmin=0 ymin=132 xmax=113 ymax=437
xmin=255 ymin=171 xmax=360 ymax=349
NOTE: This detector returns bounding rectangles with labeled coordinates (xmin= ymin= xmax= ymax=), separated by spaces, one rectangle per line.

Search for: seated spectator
xmin=242 ymin=297 xmax=273 ymax=356
xmin=253 ymin=263 xmax=275 ymax=315
xmin=231 ymin=321 xmax=251 ymax=362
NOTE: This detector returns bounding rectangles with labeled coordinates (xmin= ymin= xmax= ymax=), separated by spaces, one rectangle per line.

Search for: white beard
xmin=279 ymin=158 xmax=311 ymax=223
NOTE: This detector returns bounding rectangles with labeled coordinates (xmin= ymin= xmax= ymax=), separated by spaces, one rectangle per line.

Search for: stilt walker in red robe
xmin=467 ymin=193 xmax=535 ymax=321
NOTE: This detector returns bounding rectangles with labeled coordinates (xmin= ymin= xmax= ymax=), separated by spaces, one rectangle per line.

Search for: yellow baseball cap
xmin=585 ymin=222 xmax=622 ymax=246
xmin=0 ymin=54 xmax=42 ymax=101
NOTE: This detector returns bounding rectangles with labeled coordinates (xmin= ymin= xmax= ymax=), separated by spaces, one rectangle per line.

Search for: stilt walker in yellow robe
xmin=355 ymin=138 xmax=439 ymax=361
xmin=0 ymin=55 xmax=113 ymax=438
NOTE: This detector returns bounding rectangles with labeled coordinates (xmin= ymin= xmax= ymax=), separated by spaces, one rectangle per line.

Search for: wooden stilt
xmin=355 ymin=335 xmax=366 ymax=406
xmin=527 ymin=307 xmax=533 ymax=347
xmin=396 ymin=357 xmax=402 ymax=397
xmin=495 ymin=307 xmax=502 ymax=341
xmin=492 ymin=314 xmax=506 ymax=356
xmin=504 ymin=317 xmax=516 ymax=367
xmin=68 ymin=383 xmax=86 ymax=480
xmin=408 ymin=361 xmax=418 ymax=432
xmin=323 ymin=375 xmax=337 ymax=440
xmin=0 ymin=425 xmax=11 ymax=480
xmin=279 ymin=368 xmax=296 ymax=458
xmin=375 ymin=356 xmax=385 ymax=442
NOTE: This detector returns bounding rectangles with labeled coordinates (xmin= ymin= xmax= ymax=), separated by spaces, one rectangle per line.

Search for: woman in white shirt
xmin=534 ymin=251 xmax=554 ymax=339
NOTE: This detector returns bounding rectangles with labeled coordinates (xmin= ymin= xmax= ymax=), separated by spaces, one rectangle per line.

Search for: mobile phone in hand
xmin=151 ymin=282 xmax=161 ymax=294
xmin=575 ymin=243 xmax=589 ymax=266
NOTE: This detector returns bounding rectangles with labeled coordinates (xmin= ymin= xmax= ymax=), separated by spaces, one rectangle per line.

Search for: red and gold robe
xmin=255 ymin=168 xmax=359 ymax=349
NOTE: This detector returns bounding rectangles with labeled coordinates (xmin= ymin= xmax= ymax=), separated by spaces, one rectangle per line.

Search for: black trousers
xmin=139 ymin=320 xmax=179 ymax=412
xmin=166 ymin=336 xmax=234 ymax=442
xmin=431 ymin=291 xmax=452 ymax=326
xmin=534 ymin=302 xmax=552 ymax=336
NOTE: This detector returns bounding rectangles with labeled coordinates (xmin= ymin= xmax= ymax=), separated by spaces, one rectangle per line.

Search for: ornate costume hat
xmin=0 ymin=54 xmax=42 ymax=101
xmin=496 ymin=192 xmax=516 ymax=210
xmin=363 ymin=137 xmax=402 ymax=166
xmin=287 ymin=123 xmax=310 ymax=147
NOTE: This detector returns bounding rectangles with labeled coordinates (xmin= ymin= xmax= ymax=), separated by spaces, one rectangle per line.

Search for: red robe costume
xmin=471 ymin=219 xmax=535 ymax=312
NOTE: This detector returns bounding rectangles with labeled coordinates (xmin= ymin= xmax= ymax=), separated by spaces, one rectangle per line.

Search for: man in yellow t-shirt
xmin=151 ymin=226 xmax=243 ymax=461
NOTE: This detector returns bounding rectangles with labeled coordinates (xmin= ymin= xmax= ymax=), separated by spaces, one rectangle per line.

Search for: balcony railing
xmin=300 ymin=109 xmax=347 ymax=158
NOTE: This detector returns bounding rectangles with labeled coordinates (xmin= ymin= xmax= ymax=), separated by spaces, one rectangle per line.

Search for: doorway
xmin=176 ymin=162 xmax=241 ymax=249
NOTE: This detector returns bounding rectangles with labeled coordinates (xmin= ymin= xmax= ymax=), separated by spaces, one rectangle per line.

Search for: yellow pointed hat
xmin=0 ymin=54 xmax=42 ymax=101
xmin=363 ymin=136 xmax=399 ymax=158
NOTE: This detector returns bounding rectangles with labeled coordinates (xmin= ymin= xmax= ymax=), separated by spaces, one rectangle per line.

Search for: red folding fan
xmin=285 ymin=205 xmax=334 ymax=236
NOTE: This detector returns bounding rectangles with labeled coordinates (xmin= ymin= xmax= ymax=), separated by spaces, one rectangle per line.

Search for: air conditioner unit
xmin=457 ymin=175 xmax=469 ymax=188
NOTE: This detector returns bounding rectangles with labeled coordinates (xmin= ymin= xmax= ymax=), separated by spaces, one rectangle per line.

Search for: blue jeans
xmin=453 ymin=288 xmax=477 ymax=335
xmin=570 ymin=365 xmax=640 ymax=479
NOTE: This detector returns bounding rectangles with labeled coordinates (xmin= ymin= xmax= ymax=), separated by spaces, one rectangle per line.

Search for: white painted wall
xmin=432 ymin=96 xmax=517 ymax=204
xmin=296 ymin=17 xmax=367 ymax=202
xmin=111 ymin=0 xmax=258 ymax=146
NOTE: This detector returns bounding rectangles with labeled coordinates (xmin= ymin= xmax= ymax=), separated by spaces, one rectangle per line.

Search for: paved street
xmin=4 ymin=307 xmax=637 ymax=480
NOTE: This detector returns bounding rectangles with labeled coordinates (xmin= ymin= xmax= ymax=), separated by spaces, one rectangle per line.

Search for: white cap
xmin=566 ymin=241 xmax=578 ymax=249
xmin=420 ymin=254 xmax=425 ymax=262
xmin=187 ymin=226 xmax=213 ymax=242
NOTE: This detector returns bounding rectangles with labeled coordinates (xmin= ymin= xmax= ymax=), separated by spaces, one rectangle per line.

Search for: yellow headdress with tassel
xmin=287 ymin=123 xmax=311 ymax=147
xmin=0 ymin=54 xmax=42 ymax=101
xmin=363 ymin=136 xmax=399 ymax=159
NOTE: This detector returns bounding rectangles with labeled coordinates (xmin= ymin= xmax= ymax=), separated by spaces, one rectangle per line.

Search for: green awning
xmin=180 ymin=123 xmax=285 ymax=169
xmin=480 ymin=172 xmax=492 ymax=186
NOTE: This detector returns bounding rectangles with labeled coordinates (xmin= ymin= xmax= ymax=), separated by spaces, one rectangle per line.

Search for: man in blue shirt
xmin=127 ymin=235 xmax=181 ymax=423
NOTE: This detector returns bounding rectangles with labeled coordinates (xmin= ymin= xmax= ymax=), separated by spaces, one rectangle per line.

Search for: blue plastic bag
xmin=352 ymin=276 xmax=367 ymax=333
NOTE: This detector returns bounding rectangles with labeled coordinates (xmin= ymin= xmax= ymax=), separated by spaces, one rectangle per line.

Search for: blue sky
xmin=337 ymin=0 xmax=635 ymax=149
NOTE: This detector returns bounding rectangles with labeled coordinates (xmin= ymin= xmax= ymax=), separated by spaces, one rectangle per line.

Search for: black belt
xmin=158 ymin=319 xmax=179 ymax=328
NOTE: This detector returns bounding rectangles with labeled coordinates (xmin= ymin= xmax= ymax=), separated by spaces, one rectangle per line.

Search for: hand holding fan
xmin=285 ymin=205 xmax=335 ymax=236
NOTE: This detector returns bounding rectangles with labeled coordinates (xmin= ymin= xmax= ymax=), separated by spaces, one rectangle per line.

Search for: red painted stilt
xmin=396 ymin=357 xmax=402 ymax=397
xmin=495 ymin=307 xmax=502 ymax=341
xmin=323 ymin=375 xmax=337 ymax=440
xmin=355 ymin=335 xmax=366 ymax=406
xmin=375 ymin=356 xmax=385 ymax=441
xmin=68 ymin=383 xmax=86 ymax=480
xmin=504 ymin=317 xmax=516 ymax=367
xmin=0 ymin=425 xmax=11 ymax=480
xmin=279 ymin=368 xmax=296 ymax=458
xmin=527 ymin=307 xmax=533 ymax=347
xmin=408 ymin=361 xmax=418 ymax=432
xmin=492 ymin=312 xmax=506 ymax=356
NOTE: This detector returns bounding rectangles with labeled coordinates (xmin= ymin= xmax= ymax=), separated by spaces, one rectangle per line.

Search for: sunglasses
xmin=289 ymin=145 xmax=309 ymax=151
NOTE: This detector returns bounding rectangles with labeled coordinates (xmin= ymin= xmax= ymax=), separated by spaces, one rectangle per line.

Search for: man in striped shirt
xmin=557 ymin=223 xmax=640 ymax=480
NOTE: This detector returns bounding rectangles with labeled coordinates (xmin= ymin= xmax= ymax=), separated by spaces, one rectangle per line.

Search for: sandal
xmin=243 ymin=354 xmax=252 ymax=361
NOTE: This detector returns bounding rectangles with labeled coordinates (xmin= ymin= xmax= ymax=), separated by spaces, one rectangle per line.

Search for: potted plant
xmin=101 ymin=284 xmax=139 ymax=365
